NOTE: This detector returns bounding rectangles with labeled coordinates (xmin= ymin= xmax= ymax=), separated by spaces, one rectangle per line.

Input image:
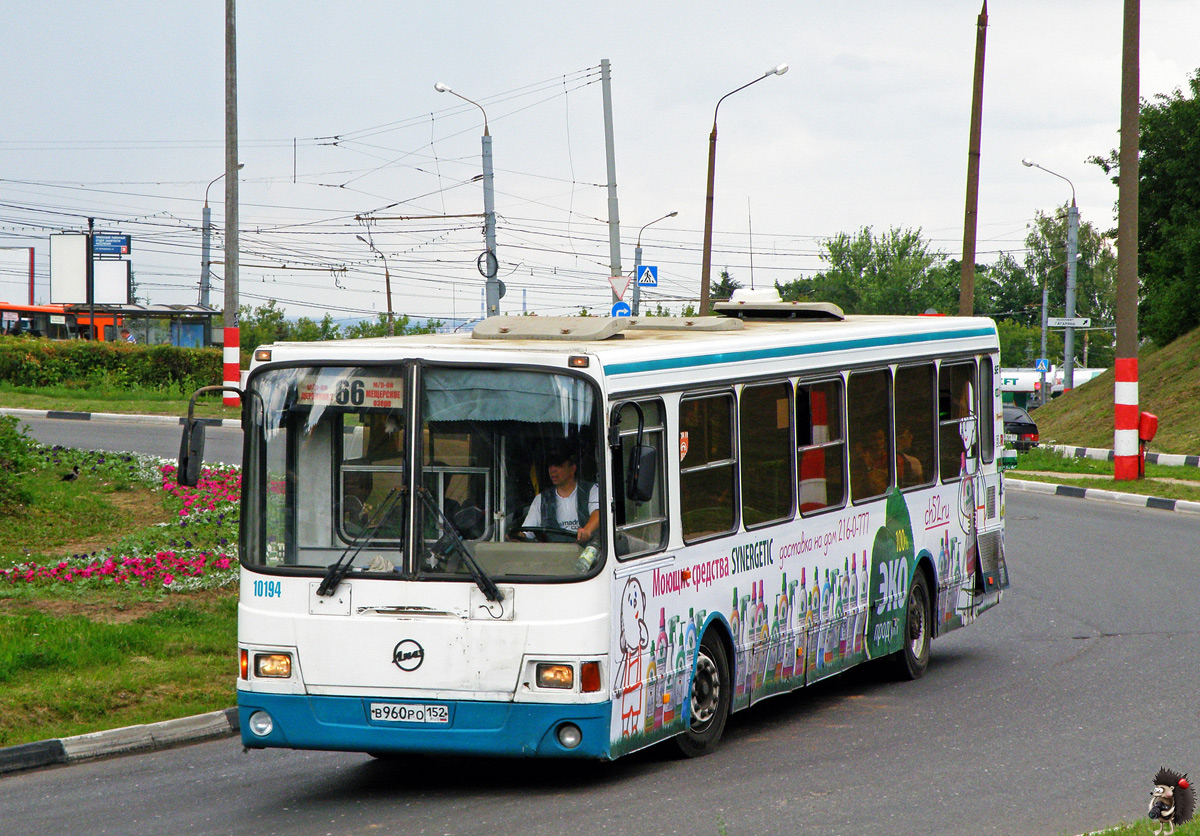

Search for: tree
xmin=1092 ymin=68 xmax=1200 ymax=346
xmin=776 ymin=226 xmax=954 ymax=315
xmin=710 ymin=270 xmax=741 ymax=303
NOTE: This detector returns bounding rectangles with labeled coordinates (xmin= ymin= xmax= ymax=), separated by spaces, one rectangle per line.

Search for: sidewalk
xmin=0 ymin=406 xmax=240 ymax=428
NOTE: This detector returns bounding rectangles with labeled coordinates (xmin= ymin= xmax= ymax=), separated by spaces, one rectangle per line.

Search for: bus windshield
xmin=242 ymin=363 xmax=603 ymax=582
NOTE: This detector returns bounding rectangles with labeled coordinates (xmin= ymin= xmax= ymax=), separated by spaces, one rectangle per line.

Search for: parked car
xmin=1003 ymin=405 xmax=1039 ymax=451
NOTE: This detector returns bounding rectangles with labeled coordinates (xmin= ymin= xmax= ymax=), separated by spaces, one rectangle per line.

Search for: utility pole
xmin=1113 ymin=0 xmax=1140 ymax=480
xmin=1063 ymin=201 xmax=1079 ymax=389
xmin=223 ymin=0 xmax=240 ymax=405
xmin=601 ymin=59 xmax=623 ymax=305
xmin=959 ymin=1 xmax=988 ymax=316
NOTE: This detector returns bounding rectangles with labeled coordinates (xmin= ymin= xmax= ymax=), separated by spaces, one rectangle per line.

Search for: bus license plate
xmin=369 ymin=703 xmax=449 ymax=724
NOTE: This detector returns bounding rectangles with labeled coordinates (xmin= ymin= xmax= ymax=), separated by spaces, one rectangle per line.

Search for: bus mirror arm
xmin=177 ymin=385 xmax=243 ymax=487
xmin=612 ymin=401 xmax=657 ymax=503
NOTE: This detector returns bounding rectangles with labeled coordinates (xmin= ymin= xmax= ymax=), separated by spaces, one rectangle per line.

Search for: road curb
xmin=1051 ymin=443 xmax=1200 ymax=468
xmin=0 ymin=406 xmax=240 ymax=429
xmin=1007 ymin=476 xmax=1200 ymax=515
xmin=0 ymin=708 xmax=239 ymax=777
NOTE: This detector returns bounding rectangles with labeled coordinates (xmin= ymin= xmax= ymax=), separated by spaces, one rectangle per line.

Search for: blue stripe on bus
xmin=602 ymin=327 xmax=996 ymax=377
xmin=238 ymin=693 xmax=613 ymax=759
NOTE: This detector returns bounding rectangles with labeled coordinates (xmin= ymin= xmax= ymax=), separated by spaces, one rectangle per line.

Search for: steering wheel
xmin=509 ymin=525 xmax=578 ymax=544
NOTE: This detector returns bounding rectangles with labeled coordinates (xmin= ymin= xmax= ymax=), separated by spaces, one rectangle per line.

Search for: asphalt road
xmin=14 ymin=413 xmax=243 ymax=466
xmin=2 ymin=490 xmax=1196 ymax=835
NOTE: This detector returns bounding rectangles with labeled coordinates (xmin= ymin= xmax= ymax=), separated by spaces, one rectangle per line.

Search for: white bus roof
xmin=256 ymin=313 xmax=999 ymax=393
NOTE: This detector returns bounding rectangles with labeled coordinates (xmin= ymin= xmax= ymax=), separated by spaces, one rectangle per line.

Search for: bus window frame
xmin=938 ymin=359 xmax=979 ymax=485
xmin=738 ymin=379 xmax=796 ymax=531
xmin=893 ymin=362 xmax=938 ymax=493
xmin=678 ymin=388 xmax=740 ymax=545
xmin=847 ymin=367 xmax=895 ymax=506
xmin=611 ymin=397 xmax=669 ymax=561
xmin=796 ymin=375 xmax=848 ymax=518
xmin=978 ymin=355 xmax=996 ymax=464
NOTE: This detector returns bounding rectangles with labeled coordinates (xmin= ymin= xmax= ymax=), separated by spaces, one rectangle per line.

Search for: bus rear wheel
xmin=674 ymin=632 xmax=731 ymax=758
xmin=892 ymin=569 xmax=931 ymax=680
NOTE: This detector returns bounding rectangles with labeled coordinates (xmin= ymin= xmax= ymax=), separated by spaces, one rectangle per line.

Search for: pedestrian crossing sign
xmin=637 ymin=265 xmax=658 ymax=287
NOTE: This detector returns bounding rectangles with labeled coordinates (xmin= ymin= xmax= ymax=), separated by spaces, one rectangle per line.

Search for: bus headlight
xmin=536 ymin=663 xmax=574 ymax=689
xmin=248 ymin=711 xmax=274 ymax=737
xmin=254 ymin=653 xmax=292 ymax=678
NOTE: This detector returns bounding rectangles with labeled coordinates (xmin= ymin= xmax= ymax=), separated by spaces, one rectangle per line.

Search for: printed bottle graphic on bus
xmin=866 ymin=488 xmax=918 ymax=659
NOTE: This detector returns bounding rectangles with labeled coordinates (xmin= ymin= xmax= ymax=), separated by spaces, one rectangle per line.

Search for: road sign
xmin=1047 ymin=317 xmax=1091 ymax=328
xmin=637 ymin=265 xmax=658 ymax=287
xmin=92 ymin=234 xmax=130 ymax=255
xmin=611 ymin=301 xmax=632 ymax=317
xmin=1035 ymin=358 xmax=1049 ymax=373
xmin=608 ymin=274 xmax=631 ymax=300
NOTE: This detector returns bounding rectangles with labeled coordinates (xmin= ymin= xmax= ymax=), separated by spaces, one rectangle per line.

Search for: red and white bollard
xmin=1113 ymin=358 xmax=1138 ymax=480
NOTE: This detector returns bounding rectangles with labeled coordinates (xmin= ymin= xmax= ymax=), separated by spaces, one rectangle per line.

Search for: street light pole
xmin=435 ymin=82 xmax=500 ymax=317
xmin=356 ymin=234 xmax=395 ymax=335
xmin=699 ymin=64 xmax=788 ymax=317
xmin=1022 ymin=158 xmax=1080 ymax=390
xmin=201 ymin=164 xmax=243 ymax=307
xmin=632 ymin=211 xmax=677 ymax=316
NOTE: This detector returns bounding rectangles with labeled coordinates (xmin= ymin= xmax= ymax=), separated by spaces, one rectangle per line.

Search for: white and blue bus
xmin=182 ymin=291 xmax=1009 ymax=760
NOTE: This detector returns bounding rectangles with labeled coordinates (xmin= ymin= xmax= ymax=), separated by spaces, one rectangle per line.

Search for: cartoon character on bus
xmin=614 ymin=577 xmax=649 ymax=738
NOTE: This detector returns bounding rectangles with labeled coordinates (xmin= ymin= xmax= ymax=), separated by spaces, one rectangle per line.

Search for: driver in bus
xmin=518 ymin=444 xmax=600 ymax=543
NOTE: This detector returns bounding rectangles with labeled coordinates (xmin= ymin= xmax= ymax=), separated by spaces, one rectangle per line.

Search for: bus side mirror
xmin=178 ymin=420 xmax=206 ymax=487
xmin=626 ymin=444 xmax=657 ymax=503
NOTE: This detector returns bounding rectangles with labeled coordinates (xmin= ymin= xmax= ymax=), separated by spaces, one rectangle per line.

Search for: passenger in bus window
xmin=896 ymin=425 xmax=924 ymax=486
xmin=519 ymin=445 xmax=600 ymax=543
xmin=851 ymin=428 xmax=890 ymax=499
xmin=121 ymin=328 xmax=136 ymax=343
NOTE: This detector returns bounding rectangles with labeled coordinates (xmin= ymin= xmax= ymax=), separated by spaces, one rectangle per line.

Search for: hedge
xmin=0 ymin=338 xmax=221 ymax=390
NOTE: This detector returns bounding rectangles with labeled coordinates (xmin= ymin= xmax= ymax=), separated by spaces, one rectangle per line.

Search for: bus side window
xmin=938 ymin=362 xmax=977 ymax=482
xmin=613 ymin=400 xmax=668 ymax=559
xmin=797 ymin=378 xmax=846 ymax=515
xmin=679 ymin=393 xmax=738 ymax=542
xmin=894 ymin=364 xmax=936 ymax=490
xmin=979 ymin=356 xmax=996 ymax=463
xmin=740 ymin=381 xmax=794 ymax=528
xmin=847 ymin=369 xmax=892 ymax=503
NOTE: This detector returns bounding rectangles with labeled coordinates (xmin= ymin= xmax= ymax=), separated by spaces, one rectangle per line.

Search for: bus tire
xmin=673 ymin=631 xmax=731 ymax=758
xmin=892 ymin=568 xmax=931 ymax=680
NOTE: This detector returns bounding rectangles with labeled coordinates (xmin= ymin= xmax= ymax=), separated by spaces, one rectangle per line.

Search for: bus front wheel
xmin=892 ymin=568 xmax=931 ymax=680
xmin=674 ymin=631 xmax=731 ymax=758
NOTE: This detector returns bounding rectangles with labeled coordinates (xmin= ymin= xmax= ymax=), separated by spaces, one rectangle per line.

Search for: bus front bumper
xmin=238 ymin=693 xmax=613 ymax=759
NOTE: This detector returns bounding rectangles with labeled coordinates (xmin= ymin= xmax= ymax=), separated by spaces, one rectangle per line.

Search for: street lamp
xmin=356 ymin=234 xmax=395 ymax=336
xmin=435 ymin=82 xmax=501 ymax=317
xmin=200 ymin=163 xmax=243 ymax=307
xmin=1022 ymin=158 xmax=1080 ymax=390
xmin=632 ymin=211 xmax=677 ymax=316
xmin=699 ymin=63 xmax=788 ymax=316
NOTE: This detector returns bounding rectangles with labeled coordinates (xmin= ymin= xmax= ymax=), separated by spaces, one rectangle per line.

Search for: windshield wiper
xmin=317 ymin=487 xmax=403 ymax=597
xmin=416 ymin=486 xmax=504 ymax=603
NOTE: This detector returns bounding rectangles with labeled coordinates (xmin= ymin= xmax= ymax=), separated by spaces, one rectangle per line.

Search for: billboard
xmin=50 ymin=233 xmax=88 ymax=304
xmin=93 ymin=260 xmax=131 ymax=304
xmin=0 ymin=247 xmax=34 ymax=303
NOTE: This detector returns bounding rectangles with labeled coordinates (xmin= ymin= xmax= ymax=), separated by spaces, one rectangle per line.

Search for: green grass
xmin=0 ymin=442 xmax=240 ymax=747
xmin=0 ymin=593 xmax=237 ymax=746
xmin=0 ymin=381 xmax=238 ymax=420
xmin=1010 ymin=447 xmax=1200 ymax=502
xmin=1033 ymin=327 xmax=1200 ymax=455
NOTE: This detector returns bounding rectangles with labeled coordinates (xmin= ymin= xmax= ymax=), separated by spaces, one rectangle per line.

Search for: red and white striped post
xmin=1113 ymin=358 xmax=1139 ymax=480
xmin=223 ymin=326 xmax=240 ymax=406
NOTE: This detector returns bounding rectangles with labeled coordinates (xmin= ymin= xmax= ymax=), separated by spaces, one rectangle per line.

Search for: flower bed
xmin=1 ymin=448 xmax=240 ymax=591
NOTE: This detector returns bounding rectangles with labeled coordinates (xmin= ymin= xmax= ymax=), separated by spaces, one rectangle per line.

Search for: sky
xmin=1 ymin=1 xmax=1198 ymax=324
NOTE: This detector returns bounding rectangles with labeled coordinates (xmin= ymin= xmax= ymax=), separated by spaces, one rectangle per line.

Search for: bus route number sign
xmin=298 ymin=375 xmax=401 ymax=409
xmin=369 ymin=703 xmax=450 ymax=724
